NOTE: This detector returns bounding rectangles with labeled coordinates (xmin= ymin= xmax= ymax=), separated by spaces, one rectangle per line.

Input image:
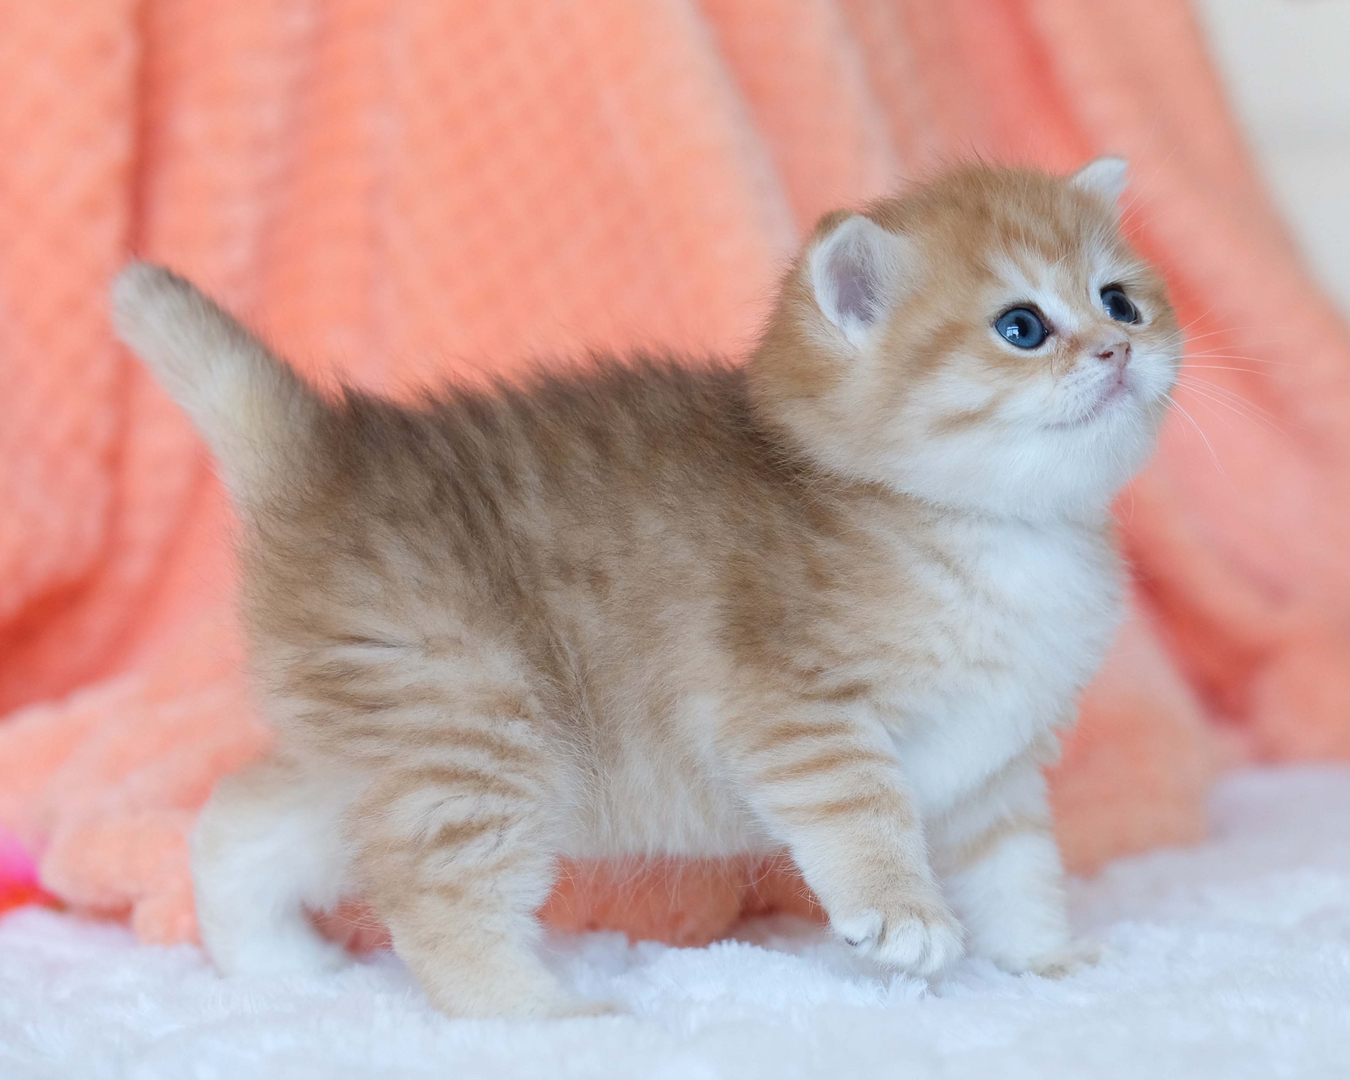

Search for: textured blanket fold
xmin=1 ymin=0 xmax=1344 ymax=948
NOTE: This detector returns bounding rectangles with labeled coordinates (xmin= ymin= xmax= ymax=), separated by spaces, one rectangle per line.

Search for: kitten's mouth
xmin=1051 ymin=376 xmax=1133 ymax=430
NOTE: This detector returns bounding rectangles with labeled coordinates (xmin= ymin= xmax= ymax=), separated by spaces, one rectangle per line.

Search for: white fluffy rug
xmin=3 ymin=766 xmax=1349 ymax=1079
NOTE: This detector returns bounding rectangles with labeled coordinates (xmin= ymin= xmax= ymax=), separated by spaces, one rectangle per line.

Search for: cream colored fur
xmin=110 ymin=159 xmax=1178 ymax=1019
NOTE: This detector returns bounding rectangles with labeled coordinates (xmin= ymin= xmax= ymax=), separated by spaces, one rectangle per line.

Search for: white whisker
xmin=1169 ymin=399 xmax=1230 ymax=484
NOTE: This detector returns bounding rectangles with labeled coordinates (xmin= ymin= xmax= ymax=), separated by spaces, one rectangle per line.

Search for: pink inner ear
xmin=827 ymin=240 xmax=881 ymax=327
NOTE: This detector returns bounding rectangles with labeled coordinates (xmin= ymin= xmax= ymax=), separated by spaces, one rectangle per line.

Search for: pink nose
xmin=1095 ymin=340 xmax=1131 ymax=370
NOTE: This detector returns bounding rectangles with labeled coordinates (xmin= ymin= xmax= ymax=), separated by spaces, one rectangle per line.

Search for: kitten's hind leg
xmin=350 ymin=733 xmax=604 ymax=1019
xmin=191 ymin=754 xmax=354 ymax=975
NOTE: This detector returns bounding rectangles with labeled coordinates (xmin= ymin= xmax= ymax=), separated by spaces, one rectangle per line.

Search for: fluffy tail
xmin=111 ymin=263 xmax=324 ymax=507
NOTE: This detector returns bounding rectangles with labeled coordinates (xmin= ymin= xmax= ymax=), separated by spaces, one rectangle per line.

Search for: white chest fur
xmin=879 ymin=513 xmax=1123 ymax=817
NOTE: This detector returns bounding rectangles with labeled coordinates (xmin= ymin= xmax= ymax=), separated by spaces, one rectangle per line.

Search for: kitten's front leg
xmin=932 ymin=747 xmax=1095 ymax=978
xmin=730 ymin=704 xmax=964 ymax=978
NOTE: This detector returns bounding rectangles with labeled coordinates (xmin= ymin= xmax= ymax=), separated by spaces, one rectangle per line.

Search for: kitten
xmin=110 ymin=158 xmax=1178 ymax=1019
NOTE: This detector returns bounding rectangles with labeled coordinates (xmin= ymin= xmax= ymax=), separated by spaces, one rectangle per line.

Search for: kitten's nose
xmin=1095 ymin=340 xmax=1131 ymax=370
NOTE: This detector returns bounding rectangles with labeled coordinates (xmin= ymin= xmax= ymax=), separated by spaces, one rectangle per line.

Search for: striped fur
xmin=112 ymin=160 xmax=1177 ymax=1018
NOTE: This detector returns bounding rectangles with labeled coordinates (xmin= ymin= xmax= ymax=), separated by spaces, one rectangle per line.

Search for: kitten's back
xmin=110 ymin=263 xmax=798 ymax=543
xmin=110 ymin=264 xmax=823 ymax=688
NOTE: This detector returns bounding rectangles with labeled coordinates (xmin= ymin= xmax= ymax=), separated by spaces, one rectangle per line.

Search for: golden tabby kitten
xmin=111 ymin=159 xmax=1177 ymax=1019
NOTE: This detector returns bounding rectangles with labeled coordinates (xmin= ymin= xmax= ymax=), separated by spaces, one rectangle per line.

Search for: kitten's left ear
xmin=1071 ymin=156 xmax=1129 ymax=210
xmin=808 ymin=214 xmax=911 ymax=348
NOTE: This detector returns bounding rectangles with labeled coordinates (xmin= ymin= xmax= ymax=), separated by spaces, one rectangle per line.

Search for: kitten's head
xmin=751 ymin=160 xmax=1179 ymax=518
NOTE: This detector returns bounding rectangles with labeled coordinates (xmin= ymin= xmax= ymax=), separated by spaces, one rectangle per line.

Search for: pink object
xmin=0 ymin=826 xmax=37 ymax=888
xmin=0 ymin=0 xmax=1344 ymax=950
xmin=0 ymin=824 xmax=52 ymax=917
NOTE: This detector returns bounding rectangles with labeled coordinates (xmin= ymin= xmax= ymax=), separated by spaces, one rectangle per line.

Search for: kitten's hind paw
xmin=997 ymin=937 xmax=1103 ymax=980
xmin=551 ymin=998 xmax=624 ymax=1020
xmin=207 ymin=926 xmax=351 ymax=978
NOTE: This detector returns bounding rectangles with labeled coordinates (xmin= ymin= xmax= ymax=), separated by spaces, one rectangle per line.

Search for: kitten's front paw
xmin=834 ymin=895 xmax=965 ymax=978
xmin=994 ymin=937 xmax=1102 ymax=980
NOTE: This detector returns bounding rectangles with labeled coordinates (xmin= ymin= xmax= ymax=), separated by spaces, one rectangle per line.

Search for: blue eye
xmin=1101 ymin=286 xmax=1140 ymax=324
xmin=994 ymin=307 xmax=1048 ymax=349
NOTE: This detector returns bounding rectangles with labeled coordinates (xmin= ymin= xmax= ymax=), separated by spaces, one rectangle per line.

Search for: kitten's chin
xmin=886 ymin=414 xmax=1161 ymax=521
xmin=1063 ymin=412 xmax=1165 ymax=505
xmin=1046 ymin=380 xmax=1135 ymax=432
xmin=889 ymin=463 xmax=1124 ymax=522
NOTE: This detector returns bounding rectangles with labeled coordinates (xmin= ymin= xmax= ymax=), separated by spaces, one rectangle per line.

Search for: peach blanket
xmin=2 ymin=0 xmax=1346 ymax=947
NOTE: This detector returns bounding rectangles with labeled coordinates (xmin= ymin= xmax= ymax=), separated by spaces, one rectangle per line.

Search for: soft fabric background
xmin=1 ymin=0 xmax=1347 ymax=946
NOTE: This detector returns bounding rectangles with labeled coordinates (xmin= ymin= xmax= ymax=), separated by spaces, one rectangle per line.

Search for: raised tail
xmin=111 ymin=263 xmax=325 ymax=507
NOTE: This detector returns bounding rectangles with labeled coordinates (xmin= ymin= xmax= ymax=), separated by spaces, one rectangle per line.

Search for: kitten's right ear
xmin=808 ymin=215 xmax=909 ymax=348
xmin=1071 ymin=156 xmax=1129 ymax=209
